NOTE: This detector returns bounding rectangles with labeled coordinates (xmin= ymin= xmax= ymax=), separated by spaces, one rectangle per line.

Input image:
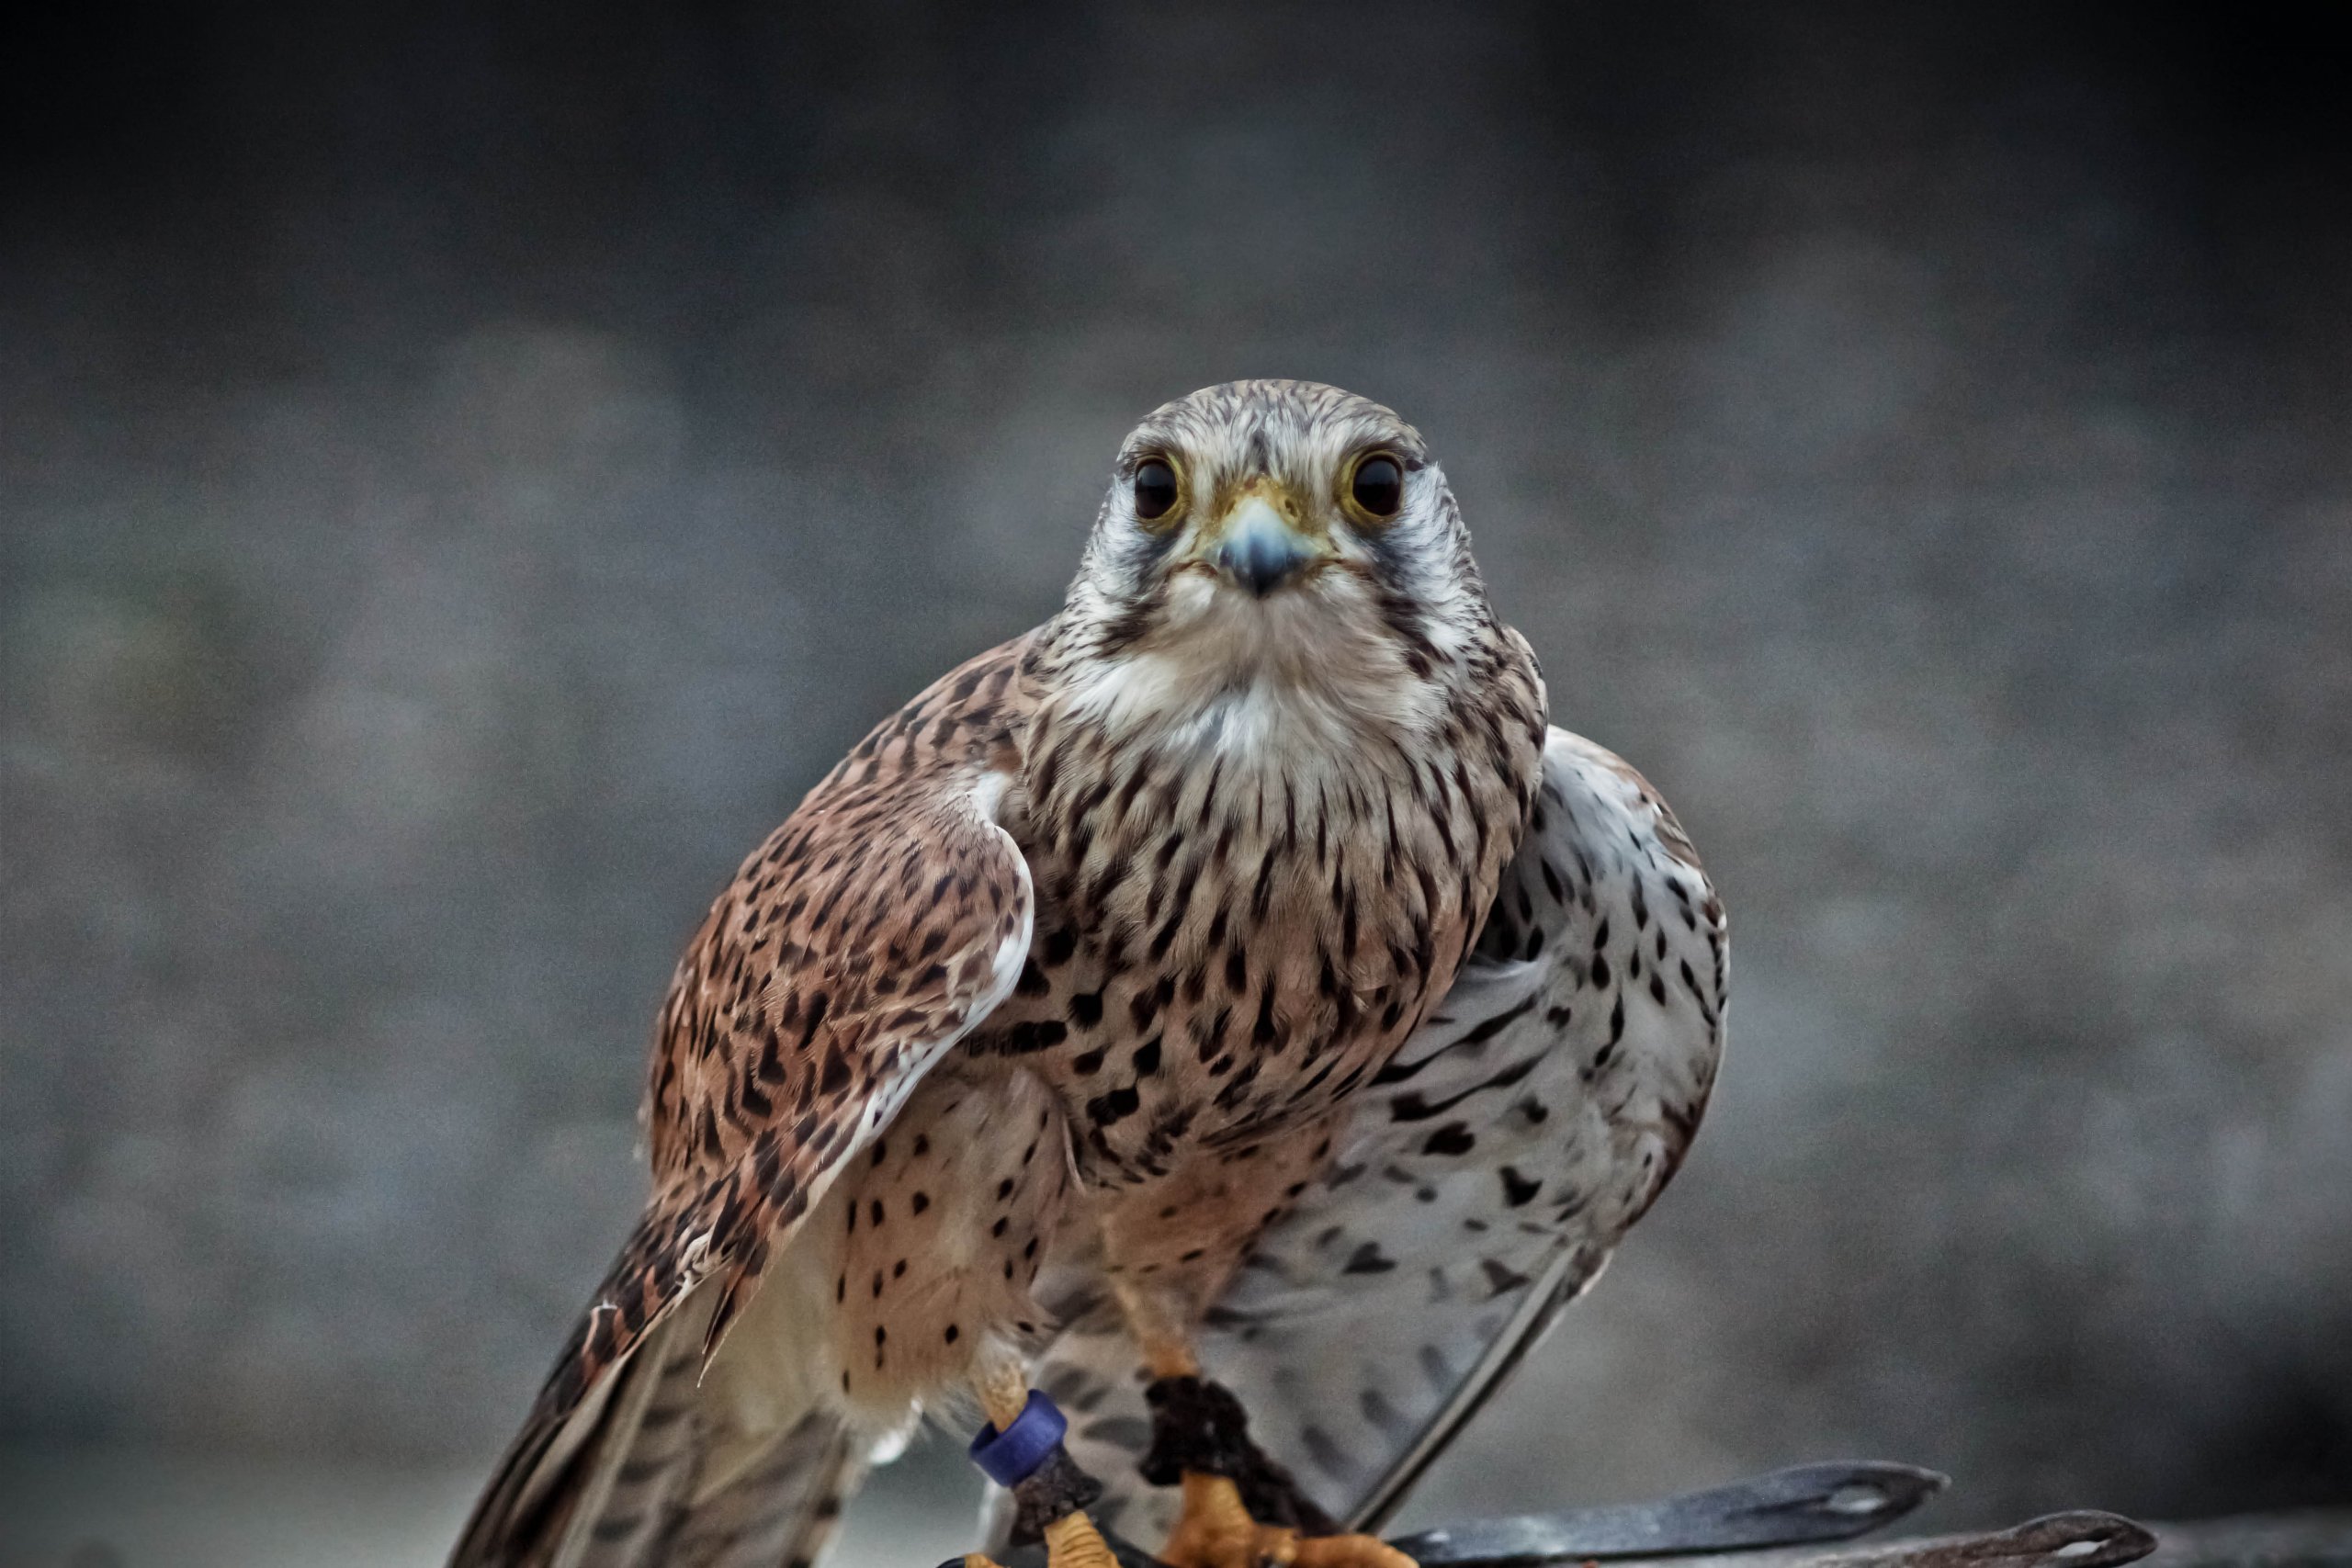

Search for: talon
xmin=960 ymin=1510 xmax=1121 ymax=1568
xmin=1294 ymin=1536 xmax=1417 ymax=1568
xmin=1160 ymin=1474 xmax=1415 ymax=1568
xmin=1044 ymin=1511 xmax=1122 ymax=1568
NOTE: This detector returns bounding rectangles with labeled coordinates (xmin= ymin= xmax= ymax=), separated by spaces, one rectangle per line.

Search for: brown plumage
xmin=451 ymin=381 xmax=1722 ymax=1568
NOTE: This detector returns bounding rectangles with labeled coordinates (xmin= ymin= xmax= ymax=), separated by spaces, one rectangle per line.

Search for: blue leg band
xmin=968 ymin=1390 xmax=1069 ymax=1487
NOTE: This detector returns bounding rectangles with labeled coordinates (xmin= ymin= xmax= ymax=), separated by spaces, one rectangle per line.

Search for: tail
xmin=451 ymin=1281 xmax=870 ymax=1568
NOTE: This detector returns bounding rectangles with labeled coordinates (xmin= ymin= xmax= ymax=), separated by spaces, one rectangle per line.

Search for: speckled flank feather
xmin=454 ymin=381 xmax=1720 ymax=1568
xmin=1016 ymin=730 xmax=1724 ymax=1543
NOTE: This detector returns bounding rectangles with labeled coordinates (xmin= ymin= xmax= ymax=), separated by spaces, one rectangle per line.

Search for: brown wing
xmin=451 ymin=637 xmax=1038 ymax=1566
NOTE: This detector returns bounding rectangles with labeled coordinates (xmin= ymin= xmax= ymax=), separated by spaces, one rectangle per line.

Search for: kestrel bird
xmin=451 ymin=381 xmax=1725 ymax=1568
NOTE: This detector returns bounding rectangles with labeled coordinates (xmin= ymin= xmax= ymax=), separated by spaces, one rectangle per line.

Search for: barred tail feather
xmin=452 ymin=1281 xmax=867 ymax=1568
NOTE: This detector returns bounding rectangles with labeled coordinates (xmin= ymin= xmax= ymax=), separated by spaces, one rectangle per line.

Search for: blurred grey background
xmin=4 ymin=1 xmax=2349 ymax=1561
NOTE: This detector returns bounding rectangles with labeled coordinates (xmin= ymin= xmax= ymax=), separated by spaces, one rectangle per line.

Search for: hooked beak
xmin=1207 ymin=488 xmax=1329 ymax=597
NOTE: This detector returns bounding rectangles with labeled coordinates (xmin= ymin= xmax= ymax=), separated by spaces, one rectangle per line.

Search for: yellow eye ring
xmin=1132 ymin=453 xmax=1185 ymax=531
xmin=1340 ymin=449 xmax=1407 ymax=526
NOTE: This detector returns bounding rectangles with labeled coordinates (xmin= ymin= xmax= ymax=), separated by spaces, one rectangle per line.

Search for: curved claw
xmin=1165 ymin=1475 xmax=1416 ymax=1568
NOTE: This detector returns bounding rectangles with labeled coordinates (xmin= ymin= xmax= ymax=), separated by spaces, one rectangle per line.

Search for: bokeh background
xmin=4 ymin=2 xmax=2348 ymax=1562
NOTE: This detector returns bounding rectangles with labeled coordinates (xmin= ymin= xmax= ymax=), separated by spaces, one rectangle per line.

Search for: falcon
xmin=451 ymin=380 xmax=1725 ymax=1568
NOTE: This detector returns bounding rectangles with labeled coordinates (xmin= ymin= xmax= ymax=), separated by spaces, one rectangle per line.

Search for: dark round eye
xmin=1134 ymin=457 xmax=1181 ymax=522
xmin=1350 ymin=454 xmax=1404 ymax=520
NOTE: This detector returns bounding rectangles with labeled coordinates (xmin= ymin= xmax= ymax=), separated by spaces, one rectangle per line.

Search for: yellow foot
xmin=964 ymin=1510 xmax=1120 ymax=1568
xmin=1160 ymin=1474 xmax=1417 ymax=1568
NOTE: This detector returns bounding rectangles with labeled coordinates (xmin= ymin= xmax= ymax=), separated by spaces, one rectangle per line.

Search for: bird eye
xmin=1134 ymin=457 xmax=1182 ymax=524
xmin=1347 ymin=452 xmax=1405 ymax=522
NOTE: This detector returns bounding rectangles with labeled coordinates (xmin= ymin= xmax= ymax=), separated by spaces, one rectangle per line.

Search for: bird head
xmin=1049 ymin=380 xmax=1497 ymax=745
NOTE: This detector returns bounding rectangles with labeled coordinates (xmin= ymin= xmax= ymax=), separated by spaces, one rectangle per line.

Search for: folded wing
xmin=1031 ymin=728 xmax=1725 ymax=1542
xmin=453 ymin=644 xmax=1039 ymax=1568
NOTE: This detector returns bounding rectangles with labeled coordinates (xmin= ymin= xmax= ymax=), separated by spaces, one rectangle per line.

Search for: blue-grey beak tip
xmin=1216 ymin=532 xmax=1310 ymax=597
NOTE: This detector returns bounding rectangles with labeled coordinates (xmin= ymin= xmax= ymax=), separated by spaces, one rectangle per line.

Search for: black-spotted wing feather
xmin=1028 ymin=728 xmax=1725 ymax=1542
